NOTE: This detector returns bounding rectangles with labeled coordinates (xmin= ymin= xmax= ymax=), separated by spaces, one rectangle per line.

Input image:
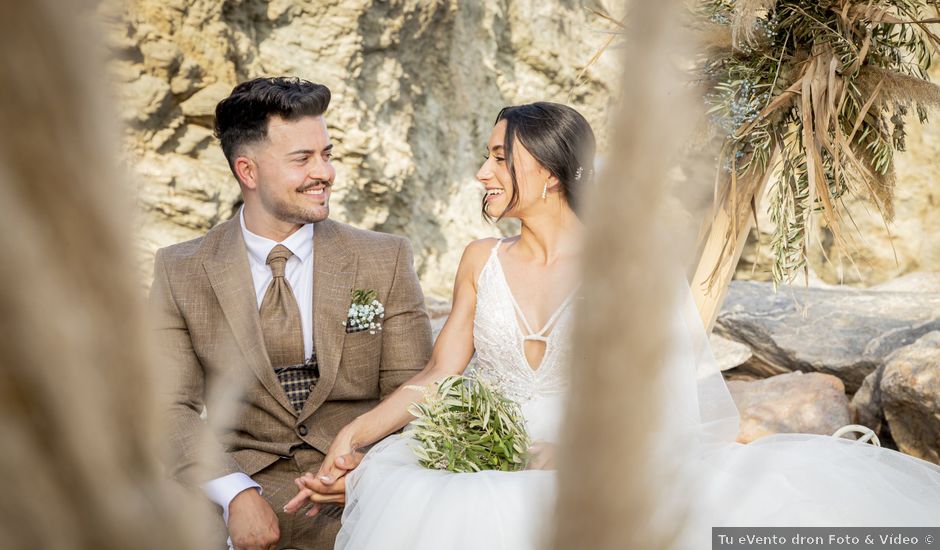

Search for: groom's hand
xmin=228 ymin=488 xmax=280 ymax=550
xmin=283 ymin=451 xmax=364 ymax=517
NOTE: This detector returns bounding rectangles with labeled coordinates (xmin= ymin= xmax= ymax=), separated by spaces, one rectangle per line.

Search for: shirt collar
xmin=239 ymin=207 xmax=314 ymax=266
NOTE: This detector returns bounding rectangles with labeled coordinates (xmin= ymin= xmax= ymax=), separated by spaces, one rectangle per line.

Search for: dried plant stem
xmin=697 ymin=0 xmax=940 ymax=285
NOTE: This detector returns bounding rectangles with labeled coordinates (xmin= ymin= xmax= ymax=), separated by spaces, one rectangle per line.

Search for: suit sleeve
xmin=149 ymin=248 xmax=241 ymax=487
xmin=378 ymin=238 xmax=433 ymax=398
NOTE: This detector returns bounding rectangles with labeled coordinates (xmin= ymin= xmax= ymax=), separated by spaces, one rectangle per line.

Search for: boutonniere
xmin=343 ymin=289 xmax=385 ymax=334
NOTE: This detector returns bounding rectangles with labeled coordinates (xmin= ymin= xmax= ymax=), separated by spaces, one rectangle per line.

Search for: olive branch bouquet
xmin=407 ymin=375 xmax=531 ymax=473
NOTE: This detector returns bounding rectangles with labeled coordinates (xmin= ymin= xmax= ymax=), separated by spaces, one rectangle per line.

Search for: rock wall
xmin=105 ymin=0 xmax=939 ymax=292
xmin=101 ymin=0 xmax=619 ymax=296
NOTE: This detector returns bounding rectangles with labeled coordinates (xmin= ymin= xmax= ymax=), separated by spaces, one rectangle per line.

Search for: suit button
xmin=298 ymin=425 xmax=308 ymax=436
xmin=309 ymin=384 xmax=316 ymax=391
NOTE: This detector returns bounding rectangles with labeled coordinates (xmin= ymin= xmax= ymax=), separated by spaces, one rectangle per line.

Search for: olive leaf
xmin=407 ymin=375 xmax=531 ymax=473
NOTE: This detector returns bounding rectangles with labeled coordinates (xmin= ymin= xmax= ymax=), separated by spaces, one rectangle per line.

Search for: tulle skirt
xmin=338 ymin=395 xmax=940 ymax=549
xmin=663 ymin=433 xmax=940 ymax=548
xmin=336 ymin=395 xmax=562 ymax=550
xmin=699 ymin=434 xmax=940 ymax=528
xmin=336 ymin=434 xmax=556 ymax=550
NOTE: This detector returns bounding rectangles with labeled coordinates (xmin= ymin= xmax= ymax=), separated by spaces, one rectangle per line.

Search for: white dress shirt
xmin=202 ymin=208 xmax=316 ymax=524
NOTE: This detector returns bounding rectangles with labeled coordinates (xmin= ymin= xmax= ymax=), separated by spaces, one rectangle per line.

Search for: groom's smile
xmin=299 ymin=181 xmax=331 ymax=203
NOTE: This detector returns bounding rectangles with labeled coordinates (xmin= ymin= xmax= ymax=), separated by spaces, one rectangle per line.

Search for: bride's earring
xmin=541 ymin=183 xmax=548 ymax=200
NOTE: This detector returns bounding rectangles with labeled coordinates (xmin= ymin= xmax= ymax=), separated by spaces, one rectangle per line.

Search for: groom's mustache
xmin=297 ymin=180 xmax=332 ymax=192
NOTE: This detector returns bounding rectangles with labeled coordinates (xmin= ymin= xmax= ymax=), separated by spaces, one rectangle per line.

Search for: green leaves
xmin=407 ymin=375 xmax=532 ymax=474
xmin=350 ymin=288 xmax=378 ymax=305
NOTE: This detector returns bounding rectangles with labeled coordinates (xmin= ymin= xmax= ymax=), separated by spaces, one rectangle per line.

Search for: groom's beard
xmin=266 ymin=180 xmax=333 ymax=224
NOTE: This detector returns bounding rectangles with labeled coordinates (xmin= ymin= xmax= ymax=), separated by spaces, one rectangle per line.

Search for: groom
xmin=149 ymin=77 xmax=433 ymax=549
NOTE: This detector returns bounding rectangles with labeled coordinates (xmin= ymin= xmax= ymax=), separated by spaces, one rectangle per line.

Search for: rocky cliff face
xmin=102 ymin=0 xmax=618 ymax=296
xmin=104 ymin=0 xmax=939 ymax=293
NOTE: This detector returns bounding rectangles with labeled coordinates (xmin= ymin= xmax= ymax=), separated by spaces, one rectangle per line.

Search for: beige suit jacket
xmin=149 ymin=217 xmax=432 ymax=485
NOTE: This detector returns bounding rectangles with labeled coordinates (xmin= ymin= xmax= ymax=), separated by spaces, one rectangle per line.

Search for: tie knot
xmin=266 ymin=244 xmax=293 ymax=278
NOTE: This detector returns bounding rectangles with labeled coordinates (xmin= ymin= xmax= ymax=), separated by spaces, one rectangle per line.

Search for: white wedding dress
xmin=665 ymin=287 xmax=940 ymax=545
xmin=338 ymin=239 xmax=940 ymax=550
xmin=336 ymin=239 xmax=569 ymax=550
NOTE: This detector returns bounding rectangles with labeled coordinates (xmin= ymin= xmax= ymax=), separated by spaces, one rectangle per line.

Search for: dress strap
xmin=530 ymin=287 xmax=579 ymax=338
xmin=492 ymin=239 xmax=579 ymax=342
xmin=489 ymin=238 xmax=504 ymax=256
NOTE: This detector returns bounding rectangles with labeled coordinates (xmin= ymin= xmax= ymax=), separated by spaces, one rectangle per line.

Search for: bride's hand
xmin=525 ymin=442 xmax=557 ymax=470
xmin=283 ymin=424 xmax=364 ymax=516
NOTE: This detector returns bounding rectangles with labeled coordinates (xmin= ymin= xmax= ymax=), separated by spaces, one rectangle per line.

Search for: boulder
xmin=727 ymin=371 xmax=852 ymax=444
xmin=850 ymin=366 xmax=887 ymax=437
xmin=709 ymin=333 xmax=752 ymax=372
xmin=879 ymin=332 xmax=940 ymax=464
xmin=716 ymin=281 xmax=940 ymax=393
xmin=872 ymin=272 xmax=940 ymax=294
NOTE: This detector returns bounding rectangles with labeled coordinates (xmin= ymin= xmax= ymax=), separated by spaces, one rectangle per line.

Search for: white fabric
xmin=201 ymin=208 xmax=314 ymax=521
xmin=338 ymin=263 xmax=940 ymax=549
xmin=663 ymin=285 xmax=940 ymax=546
xmin=239 ymin=207 xmax=315 ymax=358
xmin=336 ymin=239 xmax=570 ymax=550
xmin=201 ymin=474 xmax=261 ymax=524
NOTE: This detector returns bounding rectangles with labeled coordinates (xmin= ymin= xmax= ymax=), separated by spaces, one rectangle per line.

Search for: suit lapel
xmin=299 ymin=219 xmax=357 ymax=422
xmin=203 ymin=218 xmax=294 ymax=414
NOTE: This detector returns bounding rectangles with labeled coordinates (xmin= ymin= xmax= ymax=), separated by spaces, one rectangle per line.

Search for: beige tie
xmin=260 ymin=244 xmax=305 ymax=369
xmin=261 ymin=244 xmax=319 ymax=412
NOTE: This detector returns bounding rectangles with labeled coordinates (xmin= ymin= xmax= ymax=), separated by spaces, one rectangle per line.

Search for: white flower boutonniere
xmin=343 ymin=289 xmax=385 ymax=334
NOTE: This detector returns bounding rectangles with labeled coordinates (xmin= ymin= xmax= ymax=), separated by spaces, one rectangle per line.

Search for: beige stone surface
xmin=103 ymin=0 xmax=619 ymax=295
xmin=872 ymin=271 xmax=940 ymax=293
xmin=709 ymin=333 xmax=753 ymax=372
xmin=879 ymin=332 xmax=940 ymax=464
xmin=727 ymin=372 xmax=852 ymax=444
xmin=851 ymin=331 xmax=940 ymax=464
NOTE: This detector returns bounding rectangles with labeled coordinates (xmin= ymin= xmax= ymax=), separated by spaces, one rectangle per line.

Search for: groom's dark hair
xmin=486 ymin=102 xmax=596 ymax=222
xmin=214 ymin=77 xmax=331 ymax=182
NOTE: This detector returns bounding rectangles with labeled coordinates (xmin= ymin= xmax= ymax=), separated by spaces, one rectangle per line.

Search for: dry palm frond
xmin=696 ymin=0 xmax=940 ymax=285
xmin=858 ymin=65 xmax=940 ymax=109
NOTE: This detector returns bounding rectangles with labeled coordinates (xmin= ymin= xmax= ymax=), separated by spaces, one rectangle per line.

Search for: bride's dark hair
xmin=484 ymin=102 xmax=596 ymax=221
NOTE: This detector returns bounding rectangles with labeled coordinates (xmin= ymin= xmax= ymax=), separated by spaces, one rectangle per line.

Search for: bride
xmin=286 ymin=101 xmax=940 ymax=548
xmin=284 ymin=100 xmax=591 ymax=549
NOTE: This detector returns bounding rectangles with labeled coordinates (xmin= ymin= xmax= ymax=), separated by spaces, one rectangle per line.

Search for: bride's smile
xmin=484 ymin=187 xmax=504 ymax=202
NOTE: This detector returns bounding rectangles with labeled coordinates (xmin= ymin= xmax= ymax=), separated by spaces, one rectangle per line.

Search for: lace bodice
xmin=471 ymin=239 xmax=574 ymax=404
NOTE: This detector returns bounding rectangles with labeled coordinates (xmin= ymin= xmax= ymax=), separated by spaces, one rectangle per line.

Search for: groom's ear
xmin=234 ymin=155 xmax=258 ymax=190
